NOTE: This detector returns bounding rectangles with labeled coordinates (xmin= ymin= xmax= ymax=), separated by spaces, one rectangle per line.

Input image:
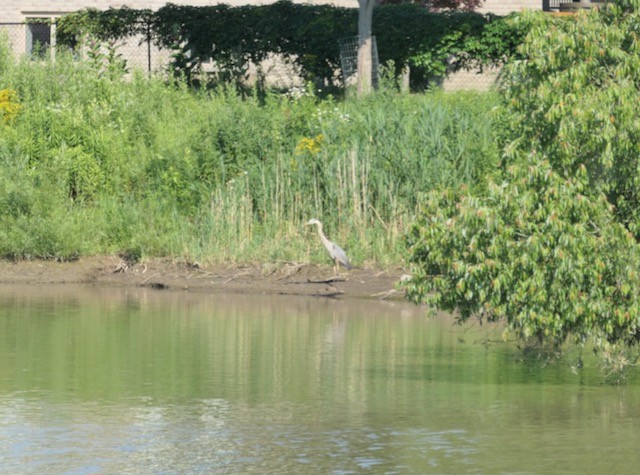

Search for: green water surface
xmin=0 ymin=285 xmax=638 ymax=474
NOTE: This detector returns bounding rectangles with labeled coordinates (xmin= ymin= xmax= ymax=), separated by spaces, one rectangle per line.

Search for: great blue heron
xmin=306 ymin=218 xmax=352 ymax=275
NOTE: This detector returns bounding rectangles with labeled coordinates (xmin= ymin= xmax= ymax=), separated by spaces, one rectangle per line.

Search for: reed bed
xmin=0 ymin=46 xmax=499 ymax=266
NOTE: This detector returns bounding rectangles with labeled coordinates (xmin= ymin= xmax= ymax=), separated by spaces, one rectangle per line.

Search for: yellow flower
xmin=0 ymin=89 xmax=21 ymax=123
xmin=294 ymin=133 xmax=324 ymax=155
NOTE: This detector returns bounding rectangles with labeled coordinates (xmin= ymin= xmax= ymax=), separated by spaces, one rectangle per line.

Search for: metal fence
xmin=543 ymin=0 xmax=608 ymax=11
xmin=339 ymin=35 xmax=379 ymax=90
xmin=0 ymin=23 xmax=29 ymax=57
xmin=102 ymin=32 xmax=168 ymax=73
xmin=543 ymin=0 xmax=561 ymax=10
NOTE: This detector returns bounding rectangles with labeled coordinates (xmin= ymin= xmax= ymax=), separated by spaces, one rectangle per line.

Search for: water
xmin=0 ymin=285 xmax=639 ymax=474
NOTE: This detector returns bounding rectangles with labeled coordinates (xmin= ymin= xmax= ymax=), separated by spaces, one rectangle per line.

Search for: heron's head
xmin=305 ymin=219 xmax=320 ymax=227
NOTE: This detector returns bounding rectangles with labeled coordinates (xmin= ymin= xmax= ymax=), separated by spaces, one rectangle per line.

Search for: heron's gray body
xmin=306 ymin=219 xmax=352 ymax=272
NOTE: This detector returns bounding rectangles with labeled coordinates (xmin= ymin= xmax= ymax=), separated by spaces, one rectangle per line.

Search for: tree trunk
xmin=357 ymin=0 xmax=376 ymax=96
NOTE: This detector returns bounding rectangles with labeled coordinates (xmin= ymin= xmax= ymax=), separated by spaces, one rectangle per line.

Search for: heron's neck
xmin=315 ymin=225 xmax=331 ymax=246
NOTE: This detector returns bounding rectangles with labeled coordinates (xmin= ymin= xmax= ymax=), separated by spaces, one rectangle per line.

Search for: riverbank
xmin=0 ymin=257 xmax=409 ymax=301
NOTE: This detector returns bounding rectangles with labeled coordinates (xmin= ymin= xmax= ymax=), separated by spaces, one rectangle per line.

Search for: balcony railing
xmin=543 ymin=0 xmax=607 ymax=12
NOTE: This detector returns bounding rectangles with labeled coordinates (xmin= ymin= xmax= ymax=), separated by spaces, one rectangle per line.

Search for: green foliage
xmin=0 ymin=37 xmax=499 ymax=264
xmin=499 ymin=2 xmax=640 ymax=236
xmin=406 ymin=1 xmax=640 ymax=375
xmin=0 ymin=154 xmax=87 ymax=260
xmin=406 ymin=160 xmax=640 ymax=352
xmin=374 ymin=8 xmax=527 ymax=87
xmin=84 ymin=37 xmax=129 ymax=80
xmin=57 ymin=2 xmax=526 ymax=89
xmin=0 ymin=32 xmax=12 ymax=75
xmin=461 ymin=12 xmax=531 ymax=69
xmin=56 ymin=6 xmax=150 ymax=45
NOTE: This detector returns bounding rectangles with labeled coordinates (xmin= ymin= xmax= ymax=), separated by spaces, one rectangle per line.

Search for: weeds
xmin=0 ymin=43 xmax=499 ymax=265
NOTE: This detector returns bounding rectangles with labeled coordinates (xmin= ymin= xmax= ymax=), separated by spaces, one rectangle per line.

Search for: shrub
xmin=406 ymin=160 xmax=640 ymax=353
xmin=0 ymin=88 xmax=21 ymax=122
xmin=405 ymin=1 xmax=640 ymax=376
xmin=499 ymin=1 xmax=640 ymax=236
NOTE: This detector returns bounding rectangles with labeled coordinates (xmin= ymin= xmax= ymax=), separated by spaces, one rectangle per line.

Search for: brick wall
xmin=478 ymin=0 xmax=542 ymax=15
xmin=442 ymin=67 xmax=500 ymax=92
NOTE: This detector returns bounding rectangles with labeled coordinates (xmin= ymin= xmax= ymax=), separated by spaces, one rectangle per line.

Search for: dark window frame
xmin=25 ymin=18 xmax=51 ymax=58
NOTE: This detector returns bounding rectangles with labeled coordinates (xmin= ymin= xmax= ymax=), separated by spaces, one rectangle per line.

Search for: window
xmin=26 ymin=19 xmax=51 ymax=58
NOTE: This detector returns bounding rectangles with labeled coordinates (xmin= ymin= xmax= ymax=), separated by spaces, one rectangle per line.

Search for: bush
xmin=499 ymin=1 xmax=640 ymax=236
xmin=406 ymin=160 xmax=640 ymax=352
xmin=406 ymin=1 xmax=640 ymax=376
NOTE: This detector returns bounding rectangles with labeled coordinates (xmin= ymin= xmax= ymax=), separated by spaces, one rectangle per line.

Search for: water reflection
xmin=0 ymin=285 xmax=639 ymax=474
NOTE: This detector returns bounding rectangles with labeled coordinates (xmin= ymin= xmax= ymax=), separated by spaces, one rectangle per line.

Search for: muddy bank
xmin=0 ymin=257 xmax=410 ymax=300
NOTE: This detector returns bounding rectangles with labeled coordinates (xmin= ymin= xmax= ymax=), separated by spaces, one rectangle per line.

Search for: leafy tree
xmin=500 ymin=1 xmax=640 ymax=236
xmin=358 ymin=0 xmax=484 ymax=95
xmin=406 ymin=160 xmax=640 ymax=351
xmin=406 ymin=1 xmax=640 ymax=374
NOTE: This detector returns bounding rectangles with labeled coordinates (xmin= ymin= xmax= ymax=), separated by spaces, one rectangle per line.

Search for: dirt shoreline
xmin=0 ymin=256 xmax=410 ymax=301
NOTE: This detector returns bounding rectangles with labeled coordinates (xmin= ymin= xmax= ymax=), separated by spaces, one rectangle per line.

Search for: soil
xmin=0 ymin=256 xmax=410 ymax=301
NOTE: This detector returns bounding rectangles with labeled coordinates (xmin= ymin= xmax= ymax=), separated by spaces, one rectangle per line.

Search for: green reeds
xmin=0 ymin=45 xmax=499 ymax=266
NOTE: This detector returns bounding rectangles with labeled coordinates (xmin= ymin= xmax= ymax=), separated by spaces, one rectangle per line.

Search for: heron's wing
xmin=330 ymin=242 xmax=352 ymax=270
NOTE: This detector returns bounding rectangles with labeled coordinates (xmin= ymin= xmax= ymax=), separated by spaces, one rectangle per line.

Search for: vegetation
xmin=56 ymin=2 xmax=527 ymax=89
xmin=406 ymin=160 xmax=640 ymax=353
xmin=500 ymin=2 xmax=640 ymax=237
xmin=0 ymin=39 xmax=498 ymax=265
xmin=406 ymin=1 xmax=640 ymax=378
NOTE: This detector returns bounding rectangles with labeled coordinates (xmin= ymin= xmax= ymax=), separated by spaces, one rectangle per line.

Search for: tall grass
xmin=0 ymin=45 xmax=500 ymax=266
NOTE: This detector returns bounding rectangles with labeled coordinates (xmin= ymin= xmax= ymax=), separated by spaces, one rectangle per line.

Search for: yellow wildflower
xmin=0 ymin=89 xmax=21 ymax=123
xmin=294 ymin=133 xmax=324 ymax=155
